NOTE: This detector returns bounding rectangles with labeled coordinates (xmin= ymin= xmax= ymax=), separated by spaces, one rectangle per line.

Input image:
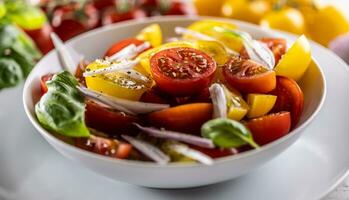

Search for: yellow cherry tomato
xmin=260 ymin=8 xmax=306 ymax=35
xmin=136 ymin=24 xmax=162 ymax=47
xmin=223 ymin=85 xmax=249 ymax=121
xmin=193 ymin=0 xmax=224 ymax=16
xmin=274 ymin=35 xmax=311 ymax=81
xmin=222 ymin=0 xmax=271 ymax=24
xmin=247 ymin=94 xmax=277 ymax=118
xmin=187 ymin=20 xmax=243 ymax=52
xmin=304 ymin=5 xmax=349 ymax=46
xmin=85 ymin=61 xmax=151 ymax=101
xmin=137 ymin=41 xmax=194 ymax=75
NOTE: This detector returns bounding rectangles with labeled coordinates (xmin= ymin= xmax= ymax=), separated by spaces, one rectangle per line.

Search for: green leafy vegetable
xmin=35 ymin=71 xmax=90 ymax=138
xmin=201 ymin=118 xmax=259 ymax=149
xmin=0 ymin=57 xmax=23 ymax=89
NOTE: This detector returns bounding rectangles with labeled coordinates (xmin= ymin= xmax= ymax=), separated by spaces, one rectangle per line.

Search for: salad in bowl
xmin=23 ymin=17 xmax=325 ymax=188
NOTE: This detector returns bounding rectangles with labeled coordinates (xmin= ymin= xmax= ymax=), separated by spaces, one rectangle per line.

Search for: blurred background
xmin=0 ymin=0 xmax=348 ymax=90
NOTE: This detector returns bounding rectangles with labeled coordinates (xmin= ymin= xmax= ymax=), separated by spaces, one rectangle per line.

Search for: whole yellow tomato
xmin=194 ymin=0 xmax=225 ymax=16
xmin=260 ymin=8 xmax=306 ymax=35
xmin=303 ymin=5 xmax=349 ymax=46
xmin=222 ymin=0 xmax=271 ymax=24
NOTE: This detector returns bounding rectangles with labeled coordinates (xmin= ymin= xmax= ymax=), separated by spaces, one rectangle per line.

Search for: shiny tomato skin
xmin=51 ymin=3 xmax=99 ymax=41
xmin=40 ymin=74 xmax=54 ymax=94
xmin=147 ymin=103 xmax=213 ymax=133
xmin=85 ymin=100 xmax=139 ymax=134
xmin=150 ymin=47 xmax=217 ymax=96
xmin=223 ymin=56 xmax=276 ymax=94
xmin=247 ymin=112 xmax=291 ymax=145
xmin=270 ymin=76 xmax=304 ymax=127
xmin=102 ymin=8 xmax=147 ymax=25
xmin=24 ymin=24 xmax=54 ymax=55
xmin=104 ymin=38 xmax=148 ymax=57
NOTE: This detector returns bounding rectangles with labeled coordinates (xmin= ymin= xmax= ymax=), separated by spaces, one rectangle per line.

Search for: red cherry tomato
xmin=85 ymin=100 xmax=139 ymax=134
xmin=240 ymin=38 xmax=287 ymax=64
xmin=24 ymin=23 xmax=54 ymax=54
xmin=40 ymin=74 xmax=54 ymax=94
xmin=270 ymin=76 xmax=304 ymax=127
xmin=75 ymin=135 xmax=132 ymax=159
xmin=147 ymin=103 xmax=213 ymax=133
xmin=101 ymin=8 xmax=147 ymax=25
xmin=247 ymin=112 xmax=291 ymax=145
xmin=104 ymin=38 xmax=149 ymax=57
xmin=190 ymin=146 xmax=238 ymax=158
xmin=150 ymin=47 xmax=217 ymax=96
xmin=222 ymin=56 xmax=276 ymax=94
xmin=51 ymin=3 xmax=99 ymax=41
xmin=92 ymin=0 xmax=116 ymax=11
xmin=140 ymin=88 xmax=170 ymax=104
xmin=161 ymin=1 xmax=196 ymax=16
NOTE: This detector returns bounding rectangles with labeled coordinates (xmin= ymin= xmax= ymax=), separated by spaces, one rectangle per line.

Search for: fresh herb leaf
xmin=35 ymin=71 xmax=90 ymax=137
xmin=201 ymin=118 xmax=259 ymax=148
xmin=0 ymin=57 xmax=23 ymax=89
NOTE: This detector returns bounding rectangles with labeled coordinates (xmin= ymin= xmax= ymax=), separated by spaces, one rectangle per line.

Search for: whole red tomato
xmin=102 ymin=7 xmax=146 ymax=25
xmin=24 ymin=23 xmax=54 ymax=54
xmin=51 ymin=2 xmax=99 ymax=41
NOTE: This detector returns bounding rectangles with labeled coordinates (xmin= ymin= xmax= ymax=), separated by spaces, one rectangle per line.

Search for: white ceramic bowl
xmin=23 ymin=16 xmax=326 ymax=189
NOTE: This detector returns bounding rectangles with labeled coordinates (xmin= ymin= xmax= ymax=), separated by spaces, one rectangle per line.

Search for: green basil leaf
xmin=201 ymin=118 xmax=259 ymax=149
xmin=35 ymin=71 xmax=90 ymax=138
xmin=0 ymin=57 xmax=23 ymax=89
xmin=0 ymin=23 xmax=19 ymax=52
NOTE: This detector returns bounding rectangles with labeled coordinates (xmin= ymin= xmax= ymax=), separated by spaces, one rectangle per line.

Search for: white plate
xmin=1 ymin=27 xmax=348 ymax=200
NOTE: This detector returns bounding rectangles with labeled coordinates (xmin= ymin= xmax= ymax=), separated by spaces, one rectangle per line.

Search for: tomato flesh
xmin=40 ymin=74 xmax=54 ymax=94
xmin=270 ymin=76 xmax=304 ymax=127
xmin=75 ymin=135 xmax=132 ymax=159
xmin=247 ymin=112 xmax=291 ymax=145
xmin=85 ymin=100 xmax=139 ymax=134
xmin=150 ymin=47 xmax=217 ymax=96
xmin=223 ymin=56 xmax=276 ymax=94
xmin=104 ymin=38 xmax=148 ymax=57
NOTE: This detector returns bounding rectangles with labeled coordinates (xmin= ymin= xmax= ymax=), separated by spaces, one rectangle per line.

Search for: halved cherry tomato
xmin=140 ymin=88 xmax=170 ymax=104
xmin=104 ymin=38 xmax=149 ymax=57
xmin=246 ymin=94 xmax=277 ymax=119
xmin=147 ymin=103 xmax=213 ymax=133
xmin=270 ymin=76 xmax=304 ymax=127
xmin=40 ymin=74 xmax=54 ymax=94
xmin=222 ymin=56 xmax=276 ymax=94
xmin=150 ymin=47 xmax=217 ymax=96
xmin=75 ymin=135 xmax=132 ymax=159
xmin=240 ymin=38 xmax=287 ymax=65
xmin=247 ymin=112 xmax=291 ymax=145
xmin=85 ymin=100 xmax=139 ymax=134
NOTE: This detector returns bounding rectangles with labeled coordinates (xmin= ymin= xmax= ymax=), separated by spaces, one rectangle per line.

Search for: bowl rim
xmin=22 ymin=16 xmax=327 ymax=169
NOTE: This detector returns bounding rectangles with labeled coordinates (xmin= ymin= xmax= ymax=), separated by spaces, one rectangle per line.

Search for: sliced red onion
xmin=167 ymin=143 xmax=213 ymax=165
xmin=122 ymin=135 xmax=170 ymax=165
xmin=134 ymin=123 xmax=215 ymax=149
xmin=209 ymin=84 xmax=227 ymax=119
xmin=82 ymin=59 xmax=140 ymax=77
xmin=175 ymin=27 xmax=238 ymax=55
xmin=329 ymin=33 xmax=349 ymax=64
xmin=77 ymin=86 xmax=170 ymax=115
xmin=50 ymin=33 xmax=76 ymax=74
xmin=213 ymin=27 xmax=275 ymax=69
xmin=108 ymin=44 xmax=137 ymax=61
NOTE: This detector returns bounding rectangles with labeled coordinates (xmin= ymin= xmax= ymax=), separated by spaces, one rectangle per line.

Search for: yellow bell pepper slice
xmin=136 ymin=24 xmax=162 ymax=47
xmin=187 ymin=20 xmax=243 ymax=52
xmin=274 ymin=35 xmax=311 ymax=81
xmin=247 ymin=94 xmax=277 ymax=119
xmin=223 ymin=85 xmax=249 ymax=121
xmin=85 ymin=61 xmax=151 ymax=101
